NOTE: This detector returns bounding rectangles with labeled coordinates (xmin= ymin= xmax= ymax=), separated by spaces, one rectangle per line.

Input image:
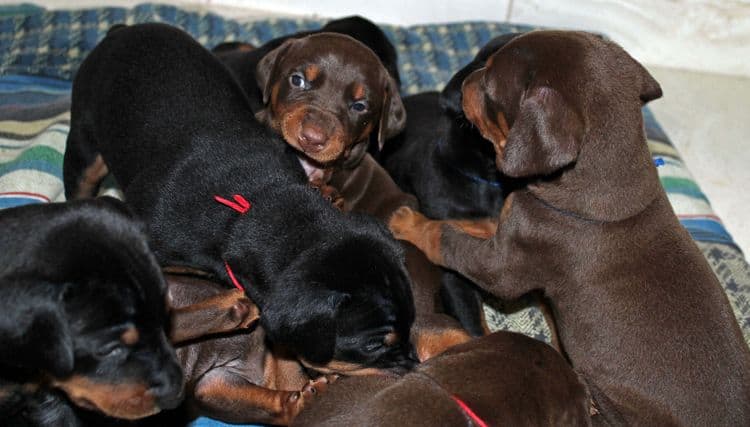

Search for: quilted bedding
xmin=0 ymin=4 xmax=748 ymax=425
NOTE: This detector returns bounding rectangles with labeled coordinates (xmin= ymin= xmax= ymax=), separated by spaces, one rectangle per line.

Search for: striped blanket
xmin=0 ymin=4 xmax=748 ymax=426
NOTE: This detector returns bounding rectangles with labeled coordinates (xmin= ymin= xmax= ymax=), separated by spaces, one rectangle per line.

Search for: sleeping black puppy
xmin=63 ymin=23 xmax=416 ymax=376
xmin=377 ymin=33 xmax=522 ymax=336
xmin=0 ymin=198 xmax=183 ymax=425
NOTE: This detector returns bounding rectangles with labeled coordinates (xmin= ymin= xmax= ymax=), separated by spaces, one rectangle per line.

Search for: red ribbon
xmin=215 ymin=194 xmax=252 ymax=291
xmin=214 ymin=194 xmax=251 ymax=214
xmin=451 ymin=395 xmax=489 ymax=427
xmin=224 ymin=261 xmax=245 ymax=291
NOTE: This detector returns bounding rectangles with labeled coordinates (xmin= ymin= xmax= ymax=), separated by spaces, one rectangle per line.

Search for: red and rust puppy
xmin=215 ymin=19 xmax=406 ymax=188
xmin=164 ymin=273 xmax=330 ymax=426
xmin=329 ymin=154 xmax=473 ymax=362
xmin=390 ymin=30 xmax=750 ymax=425
xmin=0 ymin=198 xmax=183 ymax=425
xmin=293 ymin=331 xmax=592 ymax=426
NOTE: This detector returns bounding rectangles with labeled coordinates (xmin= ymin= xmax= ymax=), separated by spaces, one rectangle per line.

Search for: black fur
xmin=63 ymin=23 xmax=416 ymax=371
xmin=0 ymin=198 xmax=183 ymax=425
xmin=377 ymin=34 xmax=523 ymax=336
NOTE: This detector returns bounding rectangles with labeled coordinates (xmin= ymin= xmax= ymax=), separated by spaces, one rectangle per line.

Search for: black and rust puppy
xmin=0 ymin=198 xmax=183 ymax=425
xmin=329 ymin=154 xmax=473 ymax=362
xmin=63 ymin=24 xmax=416 ymax=376
xmin=390 ymin=31 xmax=750 ymax=425
xmin=378 ymin=33 xmax=521 ymax=336
xmin=161 ymin=273 xmax=326 ymax=426
xmin=214 ymin=16 xmax=405 ymax=187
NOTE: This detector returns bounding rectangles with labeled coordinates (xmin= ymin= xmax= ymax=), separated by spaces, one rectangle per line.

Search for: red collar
xmin=451 ymin=395 xmax=489 ymax=427
xmin=215 ymin=194 xmax=252 ymax=291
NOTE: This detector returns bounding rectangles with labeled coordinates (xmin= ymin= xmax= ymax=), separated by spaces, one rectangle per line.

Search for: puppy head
xmin=263 ymin=219 xmax=416 ymax=376
xmin=439 ymin=32 xmax=521 ymax=117
xmin=3 ymin=199 xmax=183 ymax=420
xmin=461 ymin=30 xmax=662 ymax=179
xmin=255 ymin=32 xmax=406 ymax=165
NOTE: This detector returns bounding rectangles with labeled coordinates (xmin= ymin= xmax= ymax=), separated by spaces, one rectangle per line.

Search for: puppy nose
xmin=299 ymin=124 xmax=328 ymax=153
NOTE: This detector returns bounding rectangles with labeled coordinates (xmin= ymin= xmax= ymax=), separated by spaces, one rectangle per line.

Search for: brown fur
xmin=255 ymin=33 xmax=405 ymax=169
xmin=166 ymin=273 xmax=330 ymax=426
xmin=293 ymin=331 xmax=592 ymax=426
xmin=52 ymin=376 xmax=156 ymax=420
xmin=390 ymin=30 xmax=750 ymax=426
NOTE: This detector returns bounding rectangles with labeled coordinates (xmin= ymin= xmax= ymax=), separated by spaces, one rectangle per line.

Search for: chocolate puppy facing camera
xmin=0 ymin=198 xmax=183 ymax=425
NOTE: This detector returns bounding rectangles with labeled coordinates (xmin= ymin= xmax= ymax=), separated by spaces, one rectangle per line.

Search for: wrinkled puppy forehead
xmin=283 ymin=33 xmax=388 ymax=82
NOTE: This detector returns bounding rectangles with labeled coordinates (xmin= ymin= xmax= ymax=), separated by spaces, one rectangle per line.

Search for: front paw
xmin=388 ymin=206 xmax=423 ymax=241
xmin=282 ymin=375 xmax=337 ymax=424
xmin=318 ymin=184 xmax=345 ymax=210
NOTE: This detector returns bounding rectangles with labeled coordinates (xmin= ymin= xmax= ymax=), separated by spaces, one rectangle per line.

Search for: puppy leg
xmin=389 ymin=206 xmax=497 ymax=265
xmin=169 ymin=289 xmax=259 ymax=344
xmin=193 ymin=371 xmax=333 ymax=426
xmin=440 ymin=272 xmax=491 ymax=337
xmin=412 ymin=315 xmax=473 ymax=362
xmin=63 ymin=124 xmax=108 ymax=200
xmin=390 ymin=206 xmax=531 ymax=300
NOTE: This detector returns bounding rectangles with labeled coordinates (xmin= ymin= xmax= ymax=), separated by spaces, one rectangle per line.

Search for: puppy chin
xmin=298 ymin=156 xmax=333 ymax=183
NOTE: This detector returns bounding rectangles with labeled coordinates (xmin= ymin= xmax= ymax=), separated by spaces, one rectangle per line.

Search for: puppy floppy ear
xmin=377 ymin=75 xmax=406 ymax=151
xmin=637 ymin=64 xmax=662 ymax=104
xmin=0 ymin=281 xmax=74 ymax=378
xmin=501 ymin=86 xmax=583 ymax=177
xmin=256 ymin=38 xmax=295 ymax=105
xmin=262 ymin=289 xmax=349 ymax=364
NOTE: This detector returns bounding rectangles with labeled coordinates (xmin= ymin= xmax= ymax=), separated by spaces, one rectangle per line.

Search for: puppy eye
xmin=351 ymin=100 xmax=368 ymax=113
xmin=290 ymin=73 xmax=306 ymax=88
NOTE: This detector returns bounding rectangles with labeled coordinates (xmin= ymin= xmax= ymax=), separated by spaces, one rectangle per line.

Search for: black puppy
xmin=0 ymin=198 xmax=183 ymax=425
xmin=63 ymin=24 xmax=416 ymax=375
xmin=378 ymin=34 xmax=521 ymax=336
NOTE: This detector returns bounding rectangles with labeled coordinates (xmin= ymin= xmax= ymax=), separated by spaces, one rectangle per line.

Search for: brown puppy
xmin=389 ymin=30 xmax=750 ymax=425
xmin=165 ymin=273 xmax=331 ymax=426
xmin=329 ymin=154 xmax=472 ymax=361
xmin=293 ymin=331 xmax=592 ymax=426
xmin=255 ymin=33 xmax=406 ymax=184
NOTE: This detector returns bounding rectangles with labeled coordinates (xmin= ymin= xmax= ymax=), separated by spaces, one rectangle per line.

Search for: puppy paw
xmin=228 ymin=293 xmax=260 ymax=329
xmin=318 ymin=184 xmax=345 ymax=210
xmin=388 ymin=206 xmax=422 ymax=240
xmin=281 ymin=376 xmax=335 ymax=423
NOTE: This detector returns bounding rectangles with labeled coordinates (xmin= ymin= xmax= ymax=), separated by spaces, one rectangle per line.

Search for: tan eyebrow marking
xmin=121 ymin=327 xmax=139 ymax=345
xmin=352 ymin=83 xmax=366 ymax=100
xmin=305 ymin=64 xmax=320 ymax=82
